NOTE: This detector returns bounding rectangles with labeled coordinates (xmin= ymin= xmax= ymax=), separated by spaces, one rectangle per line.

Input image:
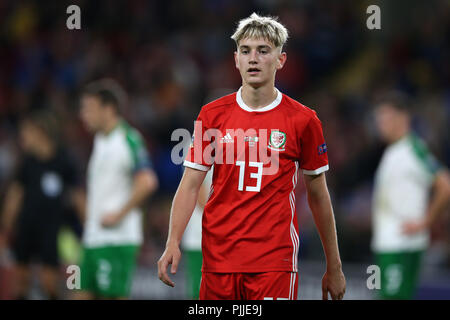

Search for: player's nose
xmin=249 ymin=58 xmax=258 ymax=65
xmin=249 ymin=49 xmax=258 ymax=63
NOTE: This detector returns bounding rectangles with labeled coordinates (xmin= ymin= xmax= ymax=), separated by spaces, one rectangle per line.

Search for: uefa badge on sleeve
xmin=318 ymin=143 xmax=327 ymax=155
xmin=268 ymin=130 xmax=286 ymax=151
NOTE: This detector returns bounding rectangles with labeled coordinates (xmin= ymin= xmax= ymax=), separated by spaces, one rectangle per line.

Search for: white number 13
xmin=236 ymin=161 xmax=263 ymax=192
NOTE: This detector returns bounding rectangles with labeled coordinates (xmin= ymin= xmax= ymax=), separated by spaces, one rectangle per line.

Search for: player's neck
xmin=240 ymin=83 xmax=277 ymax=110
xmin=34 ymin=140 xmax=55 ymax=161
xmin=389 ymin=127 xmax=410 ymax=145
xmin=102 ymin=116 xmax=120 ymax=135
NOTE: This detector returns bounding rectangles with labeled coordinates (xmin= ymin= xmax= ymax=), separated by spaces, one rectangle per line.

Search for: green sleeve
xmin=410 ymin=134 xmax=441 ymax=176
xmin=123 ymin=123 xmax=153 ymax=173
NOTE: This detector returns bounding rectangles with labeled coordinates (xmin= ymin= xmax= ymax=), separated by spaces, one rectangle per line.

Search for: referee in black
xmin=1 ymin=109 xmax=85 ymax=299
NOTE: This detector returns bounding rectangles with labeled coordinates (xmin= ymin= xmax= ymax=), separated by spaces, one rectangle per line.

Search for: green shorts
xmin=375 ymin=250 xmax=423 ymax=300
xmin=184 ymin=249 xmax=203 ymax=299
xmin=79 ymin=245 xmax=140 ymax=298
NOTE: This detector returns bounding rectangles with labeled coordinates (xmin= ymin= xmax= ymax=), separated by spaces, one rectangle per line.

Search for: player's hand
xmin=402 ymin=219 xmax=429 ymax=235
xmin=157 ymin=243 xmax=181 ymax=287
xmin=101 ymin=212 xmax=123 ymax=228
xmin=322 ymin=267 xmax=346 ymax=300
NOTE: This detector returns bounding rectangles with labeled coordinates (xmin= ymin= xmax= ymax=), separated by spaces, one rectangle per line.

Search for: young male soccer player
xmin=75 ymin=79 xmax=158 ymax=299
xmin=158 ymin=13 xmax=346 ymax=300
xmin=372 ymin=92 xmax=450 ymax=299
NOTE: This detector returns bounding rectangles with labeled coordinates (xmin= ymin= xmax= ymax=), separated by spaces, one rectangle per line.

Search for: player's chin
xmin=83 ymin=122 xmax=97 ymax=133
xmin=244 ymin=76 xmax=266 ymax=87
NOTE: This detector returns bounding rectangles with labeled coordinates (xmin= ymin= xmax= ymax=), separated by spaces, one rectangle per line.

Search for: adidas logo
xmin=220 ymin=132 xmax=234 ymax=143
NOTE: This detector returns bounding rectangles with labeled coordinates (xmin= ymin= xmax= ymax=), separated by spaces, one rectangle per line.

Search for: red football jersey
xmin=184 ymin=87 xmax=329 ymax=273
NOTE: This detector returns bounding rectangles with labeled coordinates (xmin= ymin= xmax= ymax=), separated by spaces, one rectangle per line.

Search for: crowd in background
xmin=0 ymin=0 xmax=449 ymax=284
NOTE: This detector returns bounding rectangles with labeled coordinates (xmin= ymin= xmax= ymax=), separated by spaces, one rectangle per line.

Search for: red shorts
xmin=199 ymin=272 xmax=298 ymax=300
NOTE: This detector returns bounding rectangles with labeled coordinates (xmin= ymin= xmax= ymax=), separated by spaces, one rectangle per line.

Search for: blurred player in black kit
xmin=0 ymin=109 xmax=85 ymax=299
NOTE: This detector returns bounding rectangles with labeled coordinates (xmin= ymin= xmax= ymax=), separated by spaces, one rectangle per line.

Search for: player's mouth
xmin=247 ymin=68 xmax=261 ymax=75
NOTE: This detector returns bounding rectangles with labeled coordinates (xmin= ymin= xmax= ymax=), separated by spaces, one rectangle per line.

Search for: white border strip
xmin=289 ymin=162 xmax=299 ymax=273
xmin=302 ymin=164 xmax=329 ymax=175
xmin=291 ymin=273 xmax=296 ymax=300
xmin=236 ymin=87 xmax=282 ymax=112
xmin=183 ymin=160 xmax=210 ymax=172
xmin=289 ymin=272 xmax=293 ymax=300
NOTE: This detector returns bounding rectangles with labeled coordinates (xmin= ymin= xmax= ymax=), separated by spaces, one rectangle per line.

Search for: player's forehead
xmin=376 ymin=103 xmax=404 ymax=116
xmin=19 ymin=118 xmax=35 ymax=131
xmin=237 ymin=37 xmax=277 ymax=49
xmin=81 ymin=94 xmax=102 ymax=107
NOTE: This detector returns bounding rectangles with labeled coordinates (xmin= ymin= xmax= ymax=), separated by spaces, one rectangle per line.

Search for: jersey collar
xmin=236 ymin=87 xmax=282 ymax=112
xmin=99 ymin=118 xmax=123 ymax=138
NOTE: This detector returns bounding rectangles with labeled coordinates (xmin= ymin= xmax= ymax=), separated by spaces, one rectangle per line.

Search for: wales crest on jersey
xmin=268 ymin=130 xmax=286 ymax=151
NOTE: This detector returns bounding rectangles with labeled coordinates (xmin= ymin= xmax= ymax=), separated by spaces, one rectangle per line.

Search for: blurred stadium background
xmin=0 ymin=0 xmax=449 ymax=299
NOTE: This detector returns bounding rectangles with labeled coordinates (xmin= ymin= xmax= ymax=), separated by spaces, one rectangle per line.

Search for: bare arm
xmin=1 ymin=181 xmax=24 ymax=236
xmin=101 ymin=169 xmax=159 ymax=227
xmin=426 ymin=170 xmax=450 ymax=223
xmin=403 ymin=169 xmax=450 ymax=234
xmin=304 ymin=172 xmax=346 ymax=300
xmin=69 ymin=188 xmax=86 ymax=225
xmin=197 ymin=181 xmax=210 ymax=208
xmin=158 ymin=167 xmax=207 ymax=287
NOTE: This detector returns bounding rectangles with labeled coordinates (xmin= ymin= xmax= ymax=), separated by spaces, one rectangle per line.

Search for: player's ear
xmin=234 ymin=51 xmax=239 ymax=69
xmin=277 ymin=51 xmax=287 ymax=70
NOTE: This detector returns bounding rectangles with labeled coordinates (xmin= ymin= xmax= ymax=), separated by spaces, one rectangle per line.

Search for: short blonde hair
xmin=231 ymin=13 xmax=289 ymax=49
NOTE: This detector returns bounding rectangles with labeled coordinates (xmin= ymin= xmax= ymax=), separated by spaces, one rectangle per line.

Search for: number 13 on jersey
xmin=236 ymin=161 xmax=263 ymax=192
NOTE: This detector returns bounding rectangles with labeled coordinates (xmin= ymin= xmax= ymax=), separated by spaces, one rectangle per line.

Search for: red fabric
xmin=199 ymin=271 xmax=299 ymax=300
xmin=185 ymin=91 xmax=328 ymax=273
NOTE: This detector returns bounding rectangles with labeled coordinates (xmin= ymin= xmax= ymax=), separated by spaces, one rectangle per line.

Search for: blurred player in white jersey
xmin=372 ymin=91 xmax=450 ymax=299
xmin=74 ymin=79 xmax=158 ymax=299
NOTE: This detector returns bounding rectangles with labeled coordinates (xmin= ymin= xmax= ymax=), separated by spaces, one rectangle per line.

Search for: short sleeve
xmin=410 ymin=134 xmax=442 ymax=180
xmin=183 ymin=108 xmax=213 ymax=172
xmin=299 ymin=113 xmax=329 ymax=175
xmin=61 ymin=150 xmax=80 ymax=188
xmin=125 ymin=128 xmax=153 ymax=174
